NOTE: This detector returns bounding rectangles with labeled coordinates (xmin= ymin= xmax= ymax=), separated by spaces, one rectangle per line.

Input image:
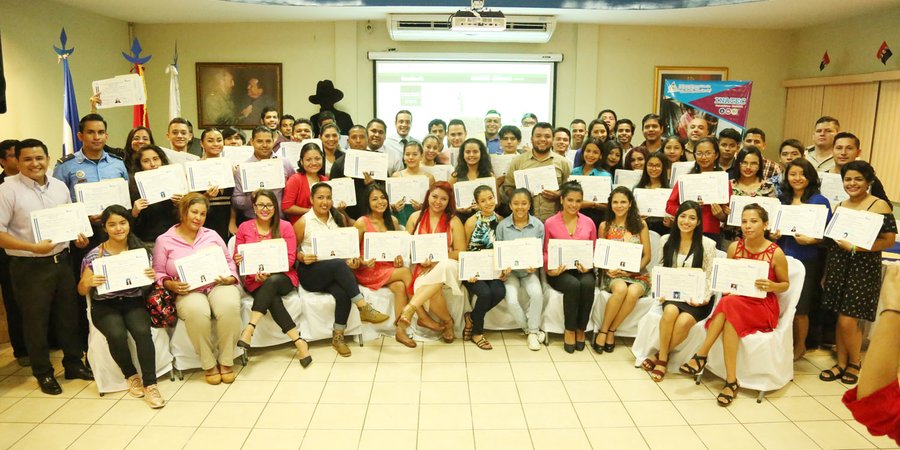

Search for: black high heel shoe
xmin=592 ymin=331 xmax=608 ymax=354
xmin=237 ymin=322 xmax=256 ymax=350
xmin=294 ymin=336 xmax=313 ymax=368
xmin=603 ymin=329 xmax=617 ymax=353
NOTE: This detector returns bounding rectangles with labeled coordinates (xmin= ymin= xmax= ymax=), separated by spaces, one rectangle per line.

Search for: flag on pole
xmin=54 ymin=28 xmax=81 ymax=156
xmin=165 ymin=42 xmax=181 ymax=120
xmin=0 ymin=31 xmax=7 ymax=114
xmin=122 ymin=37 xmax=151 ymax=128
xmin=876 ymin=41 xmax=893 ymax=65
xmin=819 ymin=51 xmax=830 ymax=71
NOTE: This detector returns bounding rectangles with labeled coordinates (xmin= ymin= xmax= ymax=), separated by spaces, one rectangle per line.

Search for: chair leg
xmin=357 ymin=334 xmax=364 ymax=347
xmin=169 ymin=370 xmax=175 ymax=382
xmin=176 ymin=369 xmax=184 ymax=381
xmin=756 ymin=390 xmax=766 ymax=404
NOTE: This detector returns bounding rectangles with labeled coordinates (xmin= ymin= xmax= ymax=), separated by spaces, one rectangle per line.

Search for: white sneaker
xmin=527 ymin=333 xmax=541 ymax=351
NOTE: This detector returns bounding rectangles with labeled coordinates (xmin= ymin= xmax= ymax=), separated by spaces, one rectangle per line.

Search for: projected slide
xmin=375 ymin=60 xmax=555 ymax=139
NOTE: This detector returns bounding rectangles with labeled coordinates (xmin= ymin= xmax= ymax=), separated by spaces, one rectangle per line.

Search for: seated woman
xmin=462 ymin=185 xmax=506 ymax=350
xmin=391 ymin=141 xmax=435 ymax=227
xmin=283 ymin=142 xmax=329 ymax=224
xmin=78 ymin=205 xmax=165 ymax=408
xmin=636 ymin=152 xmax=672 ymax=236
xmin=595 ymin=186 xmax=652 ymax=354
xmin=129 ymin=145 xmax=179 ymax=246
xmin=233 ymin=189 xmax=311 ymax=367
xmin=294 ymin=182 xmax=390 ymax=357
xmin=544 ymin=181 xmax=597 ymax=353
xmin=353 ymin=184 xmax=416 ymax=348
xmin=399 ymin=182 xmax=467 ymax=343
xmin=680 ymin=204 xmax=790 ymax=406
xmin=153 ymin=193 xmax=242 ymax=385
xmin=640 ymin=201 xmax=716 ymax=381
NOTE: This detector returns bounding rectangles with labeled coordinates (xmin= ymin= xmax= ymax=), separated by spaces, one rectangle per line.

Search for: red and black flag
xmin=877 ymin=41 xmax=893 ymax=65
xmin=819 ymin=51 xmax=830 ymax=71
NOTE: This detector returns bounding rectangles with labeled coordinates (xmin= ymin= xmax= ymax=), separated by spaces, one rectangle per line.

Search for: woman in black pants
xmin=77 ymin=205 xmax=165 ymax=409
xmin=462 ymin=185 xmax=506 ymax=350
xmin=294 ymin=183 xmax=390 ymax=357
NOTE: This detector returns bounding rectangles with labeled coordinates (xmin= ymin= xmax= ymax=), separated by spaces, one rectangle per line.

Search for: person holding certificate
xmin=639 ymin=201 xmax=716 ymax=381
xmin=449 ymin=138 xmax=496 ymax=224
xmin=820 ymin=161 xmax=896 ymax=385
xmin=198 ymin=128 xmax=238 ymax=240
xmin=571 ymin=139 xmax=611 ymax=228
xmin=353 ymin=184 xmax=416 ymax=348
xmin=295 ymin=182 xmax=390 ymax=357
xmin=721 ymin=146 xmax=777 ymax=246
xmin=123 ymin=127 xmax=155 ymax=172
xmin=233 ymin=190 xmax=311 ymax=367
xmin=77 ymin=205 xmax=165 ymax=408
xmin=680 ymin=204 xmax=790 ymax=406
xmin=599 ymin=140 xmax=623 ymax=177
xmin=636 ymin=152 xmax=672 ymax=236
xmin=665 ymin=137 xmax=732 ymax=249
xmin=153 ymin=193 xmax=242 ymax=385
xmin=391 ymin=142 xmax=435 ymax=227
xmin=283 ymin=142 xmax=329 ymax=224
xmin=401 ymin=182 xmax=467 ymax=344
xmin=232 ymin=126 xmax=294 ymax=224
xmin=772 ymin=159 xmax=832 ymax=360
xmin=128 ymin=146 xmax=180 ymax=245
xmin=595 ymin=187 xmax=652 ymax=354
xmin=662 ymin=135 xmax=688 ymax=165
xmin=319 ymin=123 xmax=345 ymax=175
xmin=502 ymin=123 xmax=571 ymax=221
xmin=543 ymin=181 xmax=597 ymax=353
xmin=461 ymin=185 xmax=507 ymax=350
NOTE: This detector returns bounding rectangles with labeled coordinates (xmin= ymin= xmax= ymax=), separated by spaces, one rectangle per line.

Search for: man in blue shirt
xmin=484 ymin=110 xmax=502 ymax=155
xmin=53 ymin=113 xmax=128 ymax=203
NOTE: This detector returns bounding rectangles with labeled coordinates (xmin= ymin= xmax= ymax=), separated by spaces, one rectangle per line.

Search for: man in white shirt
xmin=569 ymin=119 xmax=586 ymax=150
xmin=383 ymin=110 xmax=416 ymax=162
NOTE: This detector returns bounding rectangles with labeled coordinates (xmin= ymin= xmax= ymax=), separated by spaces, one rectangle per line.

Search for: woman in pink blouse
xmin=233 ymin=189 xmax=311 ymax=367
xmin=153 ymin=193 xmax=242 ymax=385
xmin=282 ymin=142 xmax=329 ymax=224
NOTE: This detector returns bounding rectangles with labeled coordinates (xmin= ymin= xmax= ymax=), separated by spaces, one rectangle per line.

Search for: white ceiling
xmin=52 ymin=0 xmax=899 ymax=30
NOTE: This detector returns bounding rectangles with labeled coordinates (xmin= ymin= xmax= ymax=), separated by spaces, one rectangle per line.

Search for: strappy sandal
xmin=679 ymin=354 xmax=708 ymax=376
xmin=841 ymin=362 xmax=861 ymax=385
xmin=650 ymin=359 xmax=668 ymax=382
xmin=717 ymin=380 xmax=739 ymax=407
xmin=472 ymin=336 xmax=493 ymax=350
xmin=441 ymin=318 xmax=455 ymax=343
xmin=641 ymin=352 xmax=659 ymax=372
xmin=463 ymin=313 xmax=473 ymax=342
xmin=819 ymin=364 xmax=845 ymax=382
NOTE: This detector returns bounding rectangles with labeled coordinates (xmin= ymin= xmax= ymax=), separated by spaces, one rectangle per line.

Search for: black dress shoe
xmin=36 ymin=374 xmax=62 ymax=395
xmin=64 ymin=366 xmax=94 ymax=381
xmin=574 ymin=341 xmax=585 ymax=351
xmin=563 ymin=343 xmax=576 ymax=354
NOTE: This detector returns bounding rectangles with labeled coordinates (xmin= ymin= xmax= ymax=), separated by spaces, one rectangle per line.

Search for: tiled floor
xmin=0 ymin=333 xmax=897 ymax=450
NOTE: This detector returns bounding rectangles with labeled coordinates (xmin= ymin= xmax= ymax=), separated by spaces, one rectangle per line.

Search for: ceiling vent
xmin=387 ymin=14 xmax=556 ymax=43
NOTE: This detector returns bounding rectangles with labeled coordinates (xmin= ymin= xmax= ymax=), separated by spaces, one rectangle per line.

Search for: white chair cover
xmin=238 ymin=288 xmax=304 ymax=347
xmin=169 ymin=317 xmax=244 ymax=371
xmin=540 ymin=271 xmax=602 ymax=336
xmin=296 ymin=284 xmax=364 ymax=342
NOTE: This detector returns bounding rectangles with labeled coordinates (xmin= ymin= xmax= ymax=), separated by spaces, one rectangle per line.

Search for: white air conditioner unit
xmin=387 ymin=14 xmax=556 ymax=43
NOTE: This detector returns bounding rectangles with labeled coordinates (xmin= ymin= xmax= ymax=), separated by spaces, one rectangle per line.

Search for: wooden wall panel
xmin=783 ymin=86 xmax=824 ymax=146
xmin=821 ymin=83 xmax=879 ymax=161
xmin=870 ymin=80 xmax=900 ymax=201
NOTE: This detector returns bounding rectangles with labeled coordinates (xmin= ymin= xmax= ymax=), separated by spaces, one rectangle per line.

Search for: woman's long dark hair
xmin=310 ymin=182 xmax=346 ymax=227
xmin=601 ymin=186 xmax=644 ymax=236
xmin=637 ymin=151 xmax=670 ymax=188
xmin=300 ymin=142 xmax=327 ymax=177
xmin=601 ymin=140 xmax=623 ymax=176
xmin=841 ymin=160 xmax=892 ymax=208
xmin=587 ymin=119 xmax=609 ymax=143
xmin=779 ymin=159 xmax=820 ymax=204
xmin=100 ymin=205 xmax=147 ymax=252
xmin=729 ymin=146 xmax=764 ymax=181
xmin=662 ymin=201 xmax=704 ymax=268
xmin=124 ymin=127 xmax=155 ymax=171
xmin=361 ymin=184 xmax=397 ymax=231
xmin=453 ymin=138 xmax=493 ymax=179
xmin=251 ymin=189 xmax=282 ymax=239
xmin=662 ymin=135 xmax=688 ymax=162
xmin=578 ymin=140 xmax=603 ymax=174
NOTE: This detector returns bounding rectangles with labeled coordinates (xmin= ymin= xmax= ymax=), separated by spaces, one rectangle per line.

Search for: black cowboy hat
xmin=309 ymin=80 xmax=344 ymax=104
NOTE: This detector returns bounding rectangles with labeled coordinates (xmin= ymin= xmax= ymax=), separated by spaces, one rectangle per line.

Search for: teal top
xmin=572 ymin=166 xmax=611 ymax=177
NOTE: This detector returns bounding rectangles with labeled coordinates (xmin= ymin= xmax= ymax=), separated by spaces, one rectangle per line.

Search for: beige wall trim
xmin=783 ymin=70 xmax=900 ymax=88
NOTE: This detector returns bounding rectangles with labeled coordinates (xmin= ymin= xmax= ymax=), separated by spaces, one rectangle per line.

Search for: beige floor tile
xmin=306 ymin=343 xmax=340 ymax=363
xmin=328 ymin=362 xmax=377 ymax=382
xmin=68 ymin=424 xmax=142 ymax=450
xmin=73 ymin=383 xmax=127 ymax=400
xmin=608 ymin=379 xmax=668 ymax=401
xmin=464 ymin=345 xmax=510 ymax=363
xmin=420 ymin=381 xmax=469 ymax=404
xmin=672 ymin=399 xmax=738 ymax=425
xmin=95 ymin=398 xmax=160 ymax=425
xmin=300 ymin=429 xmax=360 ymax=450
xmin=624 ymin=400 xmax=687 ymax=427
xmin=241 ymin=428 xmax=305 ymax=450
xmin=0 ymin=397 xmax=20 ymax=414
xmin=692 ymin=423 xmax=764 ymax=450
xmin=246 ymin=345 xmax=299 ymax=363
xmin=374 ymin=362 xmax=421 ymax=382
xmin=500 ymin=331 xmax=530 ymax=346
xmin=744 ymin=422 xmax=819 ymax=450
xmin=506 ymin=346 xmax=553 ymax=363
xmin=770 ymin=396 xmax=840 ymax=421
xmin=126 ymin=425 xmax=196 ymax=450
xmin=522 ymin=402 xmax=579 ymax=429
xmin=0 ymin=376 xmax=37 ymax=398
xmin=564 ymin=379 xmax=620 ymax=402
xmin=762 ymin=380 xmax=812 ymax=398
xmin=0 ymin=397 xmax=67 ymax=422
xmin=727 ymin=398 xmax=791 ymax=423
xmin=369 ymin=381 xmax=420 ymax=404
xmin=319 ymin=381 xmax=373 ymax=404
xmin=378 ymin=345 xmax=423 ymax=363
xmin=584 ymin=426 xmax=649 ymax=450
xmin=417 ymin=430 xmax=475 ymax=450
xmin=530 ymin=428 xmax=592 ymax=450
xmin=169 ymin=378 xmax=229 ymax=402
xmin=793 ymin=358 xmax=826 ymax=375
xmin=359 ymin=429 xmax=417 ymax=450
xmin=201 ymin=401 xmax=265 ymax=427
xmin=333 ymin=344 xmax=382 ymax=363
xmin=422 ymin=362 xmax=469 ymax=382
xmin=10 ymin=423 xmax=85 ymax=450
xmin=574 ymin=401 xmax=635 ymax=427
xmin=148 ymin=400 xmax=214 ymax=427
xmin=511 ymin=362 xmax=560 ymax=381
xmin=281 ymin=360 xmax=333 ymax=381
xmin=233 ymin=360 xmax=289 ymax=381
xmin=844 ymin=419 xmax=900 ymax=449
xmin=471 ymin=403 xmax=527 ymax=430
xmin=659 ymin=377 xmax=716 ymax=400
xmin=791 ymin=374 xmax=849 ymax=396
xmin=256 ymin=402 xmax=315 ymax=429
xmin=517 ymin=380 xmax=570 ymax=403
xmin=799 ymin=420 xmax=876 ymax=449
xmin=467 ymin=363 xmax=514 ymax=381
xmin=270 ymin=380 xmax=326 ymax=403
xmin=184 ymin=427 xmax=251 ymax=450
xmin=639 ymin=425 xmax=706 ymax=450
xmin=554 ymin=361 xmax=606 ymax=380
xmin=547 ymin=344 xmax=595 ymax=362
xmin=422 ymin=345 xmax=466 ymax=363
xmin=0 ymin=423 xmax=35 ymax=449
xmin=419 ymin=403 xmax=473 ymax=430
xmin=598 ymin=360 xmax=650 ymax=380
xmin=474 ymin=429 xmax=533 ymax=449
xmin=813 ymin=395 xmax=854 ymax=420
xmin=364 ymin=403 xmax=419 ymax=430
xmin=308 ymin=402 xmax=367 ymax=429
xmin=0 ymin=360 xmax=23 ymax=377
xmin=219 ymin=379 xmax=278 ymax=402
xmin=468 ymin=381 xmax=521 ymax=404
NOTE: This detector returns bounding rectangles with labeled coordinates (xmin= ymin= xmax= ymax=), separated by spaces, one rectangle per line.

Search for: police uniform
xmin=52 ymin=149 xmax=128 ymax=201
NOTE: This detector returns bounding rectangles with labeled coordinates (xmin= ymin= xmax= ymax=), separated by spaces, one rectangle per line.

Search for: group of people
xmin=0 ymin=104 xmax=896 ymax=426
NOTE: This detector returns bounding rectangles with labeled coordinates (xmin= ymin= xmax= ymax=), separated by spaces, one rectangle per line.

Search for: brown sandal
xmin=472 ymin=336 xmax=493 ymax=350
xmin=641 ymin=352 xmax=659 ymax=372
xmin=650 ymin=360 xmax=668 ymax=382
xmin=463 ymin=313 xmax=473 ymax=342
xmin=441 ymin=318 xmax=455 ymax=343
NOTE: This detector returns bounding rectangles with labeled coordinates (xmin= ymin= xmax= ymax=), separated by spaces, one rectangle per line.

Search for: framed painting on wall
xmin=653 ymin=66 xmax=728 ymax=139
xmin=196 ymin=62 xmax=283 ymax=129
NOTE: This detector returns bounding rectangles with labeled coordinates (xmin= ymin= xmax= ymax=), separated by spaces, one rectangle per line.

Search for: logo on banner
xmin=664 ymin=80 xmax=753 ymax=129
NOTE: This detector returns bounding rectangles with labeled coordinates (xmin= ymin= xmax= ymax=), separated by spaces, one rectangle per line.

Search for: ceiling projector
xmin=450 ymin=0 xmax=506 ymax=32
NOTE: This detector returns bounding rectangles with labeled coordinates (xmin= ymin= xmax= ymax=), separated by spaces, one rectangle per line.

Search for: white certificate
xmin=422 ymin=164 xmax=452 ymax=182
xmin=727 ymin=196 xmax=781 ymax=228
xmin=593 ymin=239 xmax=643 ymax=272
xmin=824 ymin=207 xmax=884 ymax=250
xmin=344 ymin=149 xmax=389 ymax=181
xmin=239 ymin=158 xmax=286 ymax=190
xmin=386 ymin=176 xmax=429 ymax=205
xmin=634 ymin=188 xmax=672 ymax=217
xmin=31 ymin=203 xmax=93 ymax=244
xmin=651 ymin=266 xmax=706 ymax=302
xmin=134 ymin=164 xmax=188 ymax=205
xmin=74 ymin=178 xmax=131 ymax=216
xmin=92 ymin=249 xmax=153 ymax=295
xmin=91 ymin=74 xmax=145 ymax=109
xmin=175 ymin=246 xmax=232 ymax=290
xmin=490 ymin=154 xmax=517 ymax=176
xmin=547 ymin=239 xmax=593 ymax=270
xmin=185 ymin=158 xmax=236 ymax=191
xmin=325 ymin=177 xmax=357 ymax=207
xmin=363 ymin=231 xmax=410 ymax=261
xmin=311 ymin=227 xmax=360 ymax=260
xmin=710 ymin=257 xmax=769 ymax=299
xmin=160 ymin=147 xmax=200 ymax=165
xmin=679 ymin=171 xmax=729 ymax=205
xmin=459 ymin=250 xmax=500 ymax=280
xmin=237 ymin=238 xmax=290 ymax=276
xmin=614 ymin=169 xmax=642 ymax=189
xmin=453 ymin=177 xmax=497 ymax=209
xmin=223 ymin=146 xmax=254 ymax=166
xmin=410 ymin=233 xmax=449 ymax=264
xmin=773 ymin=204 xmax=829 ymax=239
xmin=514 ymin=165 xmax=559 ymax=195
xmin=669 ymin=161 xmax=695 ymax=186
xmin=493 ymin=237 xmax=543 ymax=271
xmin=569 ymin=175 xmax=612 ymax=204
xmin=819 ymin=172 xmax=850 ymax=206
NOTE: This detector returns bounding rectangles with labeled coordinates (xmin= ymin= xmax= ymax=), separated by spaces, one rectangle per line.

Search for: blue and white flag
xmin=165 ymin=42 xmax=181 ymax=120
xmin=54 ymin=28 xmax=80 ymax=156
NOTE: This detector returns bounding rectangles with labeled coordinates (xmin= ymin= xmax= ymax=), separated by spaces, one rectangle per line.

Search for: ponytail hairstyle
xmin=558 ymin=180 xmax=585 ymax=207
xmin=662 ymin=201 xmax=704 ymax=268
xmin=310 ymin=182 xmax=346 ymax=227
xmin=250 ymin=189 xmax=282 ymax=239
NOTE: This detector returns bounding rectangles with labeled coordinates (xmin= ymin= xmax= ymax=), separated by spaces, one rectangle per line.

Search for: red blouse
xmin=282 ymin=173 xmax=328 ymax=224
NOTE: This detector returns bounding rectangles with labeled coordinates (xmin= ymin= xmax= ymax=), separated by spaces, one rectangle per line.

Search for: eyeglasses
xmin=254 ymin=204 xmax=274 ymax=211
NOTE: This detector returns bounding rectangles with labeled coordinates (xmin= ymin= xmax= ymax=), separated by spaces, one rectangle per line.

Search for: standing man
xmin=552 ymin=127 xmax=571 ymax=157
xmin=165 ymin=117 xmax=202 ymax=157
xmin=330 ymin=125 xmax=373 ymax=219
xmin=0 ymin=139 xmax=93 ymax=394
xmin=428 ymin=118 xmax=447 ymax=144
xmin=279 ymin=114 xmax=295 ymax=138
xmin=232 ymin=126 xmax=295 ymax=224
xmin=260 ymin=106 xmax=289 ymax=150
xmin=684 ymin=116 xmax=709 ymax=159
xmin=384 ymin=110 xmax=416 ymax=162
xmin=806 ymin=116 xmax=839 ymax=172
xmin=483 ymin=110 xmax=502 ymax=155
xmin=292 ymin=118 xmax=314 ymax=143
xmin=503 ymin=122 xmax=571 ymax=221
xmin=444 ymin=119 xmax=468 ymax=164
xmin=521 ymin=113 xmax=538 ymax=128
xmin=0 ymin=139 xmax=28 ymax=367
xmin=717 ymin=128 xmax=742 ymax=172
xmin=569 ymin=119 xmax=587 ymax=151
xmin=615 ymin=119 xmax=635 ymax=153
xmin=365 ymin=118 xmax=404 ymax=176
xmin=632 ymin=113 xmax=664 ymax=155
xmin=741 ymin=127 xmax=782 ymax=180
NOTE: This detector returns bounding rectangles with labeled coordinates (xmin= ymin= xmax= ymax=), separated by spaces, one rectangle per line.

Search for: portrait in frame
xmin=196 ymin=62 xmax=283 ymax=129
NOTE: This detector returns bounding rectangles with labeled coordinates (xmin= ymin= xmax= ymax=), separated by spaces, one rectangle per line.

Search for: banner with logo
xmin=662 ymin=80 xmax=753 ymax=137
